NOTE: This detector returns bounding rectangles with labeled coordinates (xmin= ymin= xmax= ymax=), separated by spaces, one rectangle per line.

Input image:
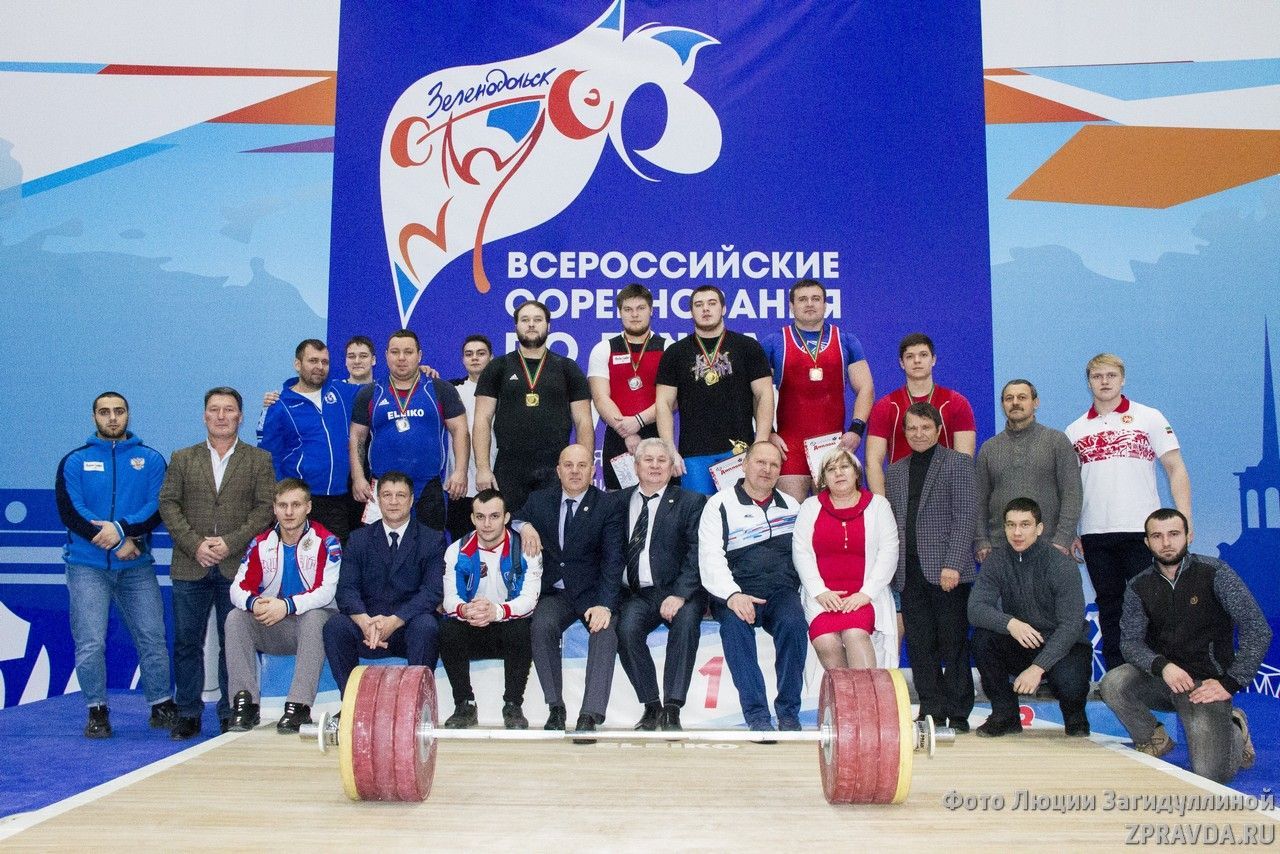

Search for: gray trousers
xmin=225 ymin=607 xmax=334 ymax=706
xmin=1099 ymin=663 xmax=1244 ymax=784
xmin=531 ymin=592 xmax=617 ymax=719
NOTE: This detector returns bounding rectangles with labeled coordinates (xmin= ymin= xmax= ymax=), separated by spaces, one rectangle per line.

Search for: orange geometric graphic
xmin=984 ymin=78 xmax=1104 ymax=124
xmin=1010 ymin=125 xmax=1280 ymax=208
xmin=210 ymin=77 xmax=336 ymax=125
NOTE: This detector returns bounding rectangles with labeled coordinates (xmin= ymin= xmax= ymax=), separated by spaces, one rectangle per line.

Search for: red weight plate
xmin=351 ymin=666 xmax=386 ymax=801
xmin=371 ymin=665 xmax=405 ymax=801
xmin=868 ymin=669 xmax=902 ymax=805
xmin=848 ymin=669 xmax=881 ymax=805
xmin=391 ymin=666 xmax=438 ymax=802
xmin=819 ymin=668 xmax=863 ymax=804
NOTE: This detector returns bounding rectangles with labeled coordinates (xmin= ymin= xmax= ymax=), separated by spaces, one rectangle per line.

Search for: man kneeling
xmin=226 ymin=478 xmax=341 ymax=733
xmin=968 ymin=497 xmax=1092 ymax=737
xmin=440 ymin=489 xmax=542 ymax=729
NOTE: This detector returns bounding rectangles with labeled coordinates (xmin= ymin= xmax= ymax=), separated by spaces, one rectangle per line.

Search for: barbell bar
xmin=299 ymin=665 xmax=954 ymax=805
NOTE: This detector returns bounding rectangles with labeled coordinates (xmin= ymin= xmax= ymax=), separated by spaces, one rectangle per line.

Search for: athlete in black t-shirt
xmin=474 ymin=300 xmax=594 ymax=513
xmin=654 ymin=285 xmax=774 ymax=495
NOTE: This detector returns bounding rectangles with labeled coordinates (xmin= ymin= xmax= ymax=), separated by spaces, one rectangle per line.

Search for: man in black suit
xmin=615 ymin=438 xmax=706 ymax=731
xmin=322 ymin=471 xmax=445 ymax=697
xmin=514 ymin=444 xmax=623 ymax=737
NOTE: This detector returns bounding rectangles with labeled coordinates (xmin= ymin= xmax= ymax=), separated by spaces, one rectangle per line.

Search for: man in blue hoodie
xmin=56 ymin=392 xmax=177 ymax=738
xmin=259 ymin=339 xmax=354 ymax=540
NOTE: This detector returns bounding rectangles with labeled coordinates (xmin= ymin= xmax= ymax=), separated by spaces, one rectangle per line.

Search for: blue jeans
xmin=171 ymin=570 xmax=234 ymax=720
xmin=711 ymin=589 xmax=808 ymax=727
xmin=66 ymin=562 xmax=172 ymax=708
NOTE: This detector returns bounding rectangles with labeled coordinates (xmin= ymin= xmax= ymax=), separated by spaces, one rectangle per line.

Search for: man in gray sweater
xmin=969 ymin=497 xmax=1092 ymax=737
xmin=974 ymin=380 xmax=1081 ymax=562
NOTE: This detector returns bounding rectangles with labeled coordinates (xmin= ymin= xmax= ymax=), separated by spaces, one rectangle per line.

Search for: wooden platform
xmin=4 ymin=728 xmax=1276 ymax=851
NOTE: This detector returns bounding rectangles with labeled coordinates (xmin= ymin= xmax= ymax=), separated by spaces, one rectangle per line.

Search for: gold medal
xmin=704 ymin=369 xmax=720 ymax=386
xmin=628 ymin=376 xmax=643 ymax=391
xmin=730 ymin=439 xmax=749 ymax=455
xmin=809 ymin=367 xmax=824 ymax=381
xmin=694 ymin=331 xmax=727 ymax=389
xmin=526 ymin=393 xmax=540 ymax=407
xmin=518 ymin=352 xmax=547 ymax=408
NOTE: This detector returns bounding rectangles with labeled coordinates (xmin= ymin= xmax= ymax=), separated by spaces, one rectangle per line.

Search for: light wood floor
xmin=5 ymin=728 xmax=1276 ymax=852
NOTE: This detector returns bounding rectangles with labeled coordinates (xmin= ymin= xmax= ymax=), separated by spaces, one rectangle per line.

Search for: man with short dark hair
xmin=474 ymin=300 xmax=594 ymax=514
xmin=225 ymin=478 xmax=340 ymax=733
xmin=350 ymin=329 xmax=469 ymax=531
xmin=655 ymin=285 xmax=774 ymax=495
xmin=969 ymin=497 xmax=1091 ymax=737
xmin=258 ymin=339 xmax=354 ymax=540
xmin=323 ymin=472 xmax=445 ymax=698
xmin=974 ymin=379 xmax=1081 ymax=562
xmin=343 ymin=335 xmax=376 ymax=389
xmin=886 ymin=402 xmax=977 ymax=731
xmin=57 ymin=392 xmax=176 ymax=738
xmin=440 ymin=488 xmax=542 ymax=730
xmin=588 ymin=283 xmax=668 ymax=490
xmin=160 ymin=386 xmax=276 ymax=739
xmin=445 ymin=334 xmax=497 ymax=541
xmin=762 ymin=279 xmax=874 ymax=502
xmin=1099 ymin=509 xmax=1269 ymax=783
xmin=866 ymin=333 xmax=976 ymax=495
xmin=698 ymin=441 xmax=807 ymax=732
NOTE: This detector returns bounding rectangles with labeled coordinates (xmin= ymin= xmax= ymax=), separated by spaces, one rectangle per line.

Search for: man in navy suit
xmin=614 ymin=438 xmax=707 ymax=731
xmin=514 ymin=444 xmax=623 ymax=738
xmin=323 ymin=471 xmax=445 ymax=697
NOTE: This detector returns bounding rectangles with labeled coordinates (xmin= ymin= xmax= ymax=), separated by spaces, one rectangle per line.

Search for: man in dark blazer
xmin=886 ymin=402 xmax=978 ymax=733
xmin=514 ymin=444 xmax=623 ymax=738
xmin=614 ymin=438 xmax=706 ymax=731
xmin=322 ymin=471 xmax=445 ymax=697
xmin=159 ymin=387 xmax=276 ymax=739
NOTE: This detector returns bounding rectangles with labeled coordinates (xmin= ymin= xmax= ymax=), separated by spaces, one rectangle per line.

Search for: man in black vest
xmin=1099 ymin=508 xmax=1270 ymax=783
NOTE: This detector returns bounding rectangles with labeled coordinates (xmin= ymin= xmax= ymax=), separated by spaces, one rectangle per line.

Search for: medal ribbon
xmin=519 ymin=352 xmax=548 ymax=393
xmin=390 ymin=373 xmax=421 ymax=418
xmin=792 ymin=324 xmax=829 ymax=367
xmin=694 ymin=331 xmax=726 ymax=375
xmin=625 ymin=332 xmax=652 ymax=378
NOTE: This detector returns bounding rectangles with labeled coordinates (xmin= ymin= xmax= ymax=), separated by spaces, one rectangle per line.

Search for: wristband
xmin=635 ymin=414 xmax=645 ymax=430
xmin=848 ymin=418 xmax=867 ymax=437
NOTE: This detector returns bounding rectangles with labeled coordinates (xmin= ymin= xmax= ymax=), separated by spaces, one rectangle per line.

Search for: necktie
xmin=626 ymin=493 xmax=655 ymax=593
xmin=388 ymin=530 xmax=400 ymax=562
xmin=561 ymin=498 xmax=577 ymax=548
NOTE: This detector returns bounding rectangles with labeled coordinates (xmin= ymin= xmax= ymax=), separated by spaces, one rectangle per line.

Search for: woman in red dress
xmin=793 ymin=448 xmax=900 ymax=669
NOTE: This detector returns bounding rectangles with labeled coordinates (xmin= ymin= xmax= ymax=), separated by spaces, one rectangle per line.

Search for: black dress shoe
xmin=1063 ymin=712 xmax=1090 ymax=737
xmin=150 ymin=699 xmax=179 ymax=729
xmin=227 ymin=690 xmax=260 ymax=732
xmin=634 ymin=703 xmax=661 ymax=731
xmin=445 ymin=700 xmax=479 ymax=729
xmin=948 ymin=717 xmax=970 ymax=734
xmin=659 ymin=705 xmax=682 ymax=732
xmin=276 ymin=702 xmax=312 ymax=734
xmin=502 ymin=702 xmax=529 ymax=730
xmin=85 ymin=705 xmax=112 ymax=739
xmin=220 ymin=719 xmax=231 ymax=734
xmin=975 ymin=715 xmax=1022 ymax=738
xmin=572 ymin=713 xmax=598 ymax=745
xmin=171 ymin=716 xmax=202 ymax=740
xmin=544 ymin=705 xmax=567 ymax=731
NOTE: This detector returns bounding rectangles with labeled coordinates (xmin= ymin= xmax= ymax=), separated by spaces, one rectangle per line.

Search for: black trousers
xmin=445 ymin=495 xmax=475 ymax=544
xmin=900 ymin=560 xmax=974 ymax=720
xmin=309 ymin=493 xmax=352 ymax=542
xmin=494 ymin=454 xmax=558 ymax=517
xmin=616 ymin=587 xmax=706 ymax=707
xmin=972 ymin=629 xmax=1092 ymax=721
xmin=439 ymin=617 xmax=533 ymax=706
xmin=1081 ymin=532 xmax=1151 ymax=670
xmin=411 ymin=478 xmax=447 ymax=531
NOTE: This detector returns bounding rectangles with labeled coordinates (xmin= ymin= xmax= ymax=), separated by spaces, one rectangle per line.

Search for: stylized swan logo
xmin=380 ymin=0 xmax=721 ymax=325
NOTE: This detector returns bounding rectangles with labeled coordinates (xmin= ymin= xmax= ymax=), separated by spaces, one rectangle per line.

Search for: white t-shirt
xmin=450 ymin=378 xmax=496 ymax=497
xmin=1066 ymin=396 xmax=1179 ymax=535
xmin=587 ymin=339 xmax=612 ymax=380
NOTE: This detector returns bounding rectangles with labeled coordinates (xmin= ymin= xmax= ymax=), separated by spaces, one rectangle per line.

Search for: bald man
xmin=512 ymin=445 xmax=624 ymax=738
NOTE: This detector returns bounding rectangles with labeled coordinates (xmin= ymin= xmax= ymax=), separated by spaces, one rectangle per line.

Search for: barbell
xmin=300 ymin=664 xmax=953 ymax=805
